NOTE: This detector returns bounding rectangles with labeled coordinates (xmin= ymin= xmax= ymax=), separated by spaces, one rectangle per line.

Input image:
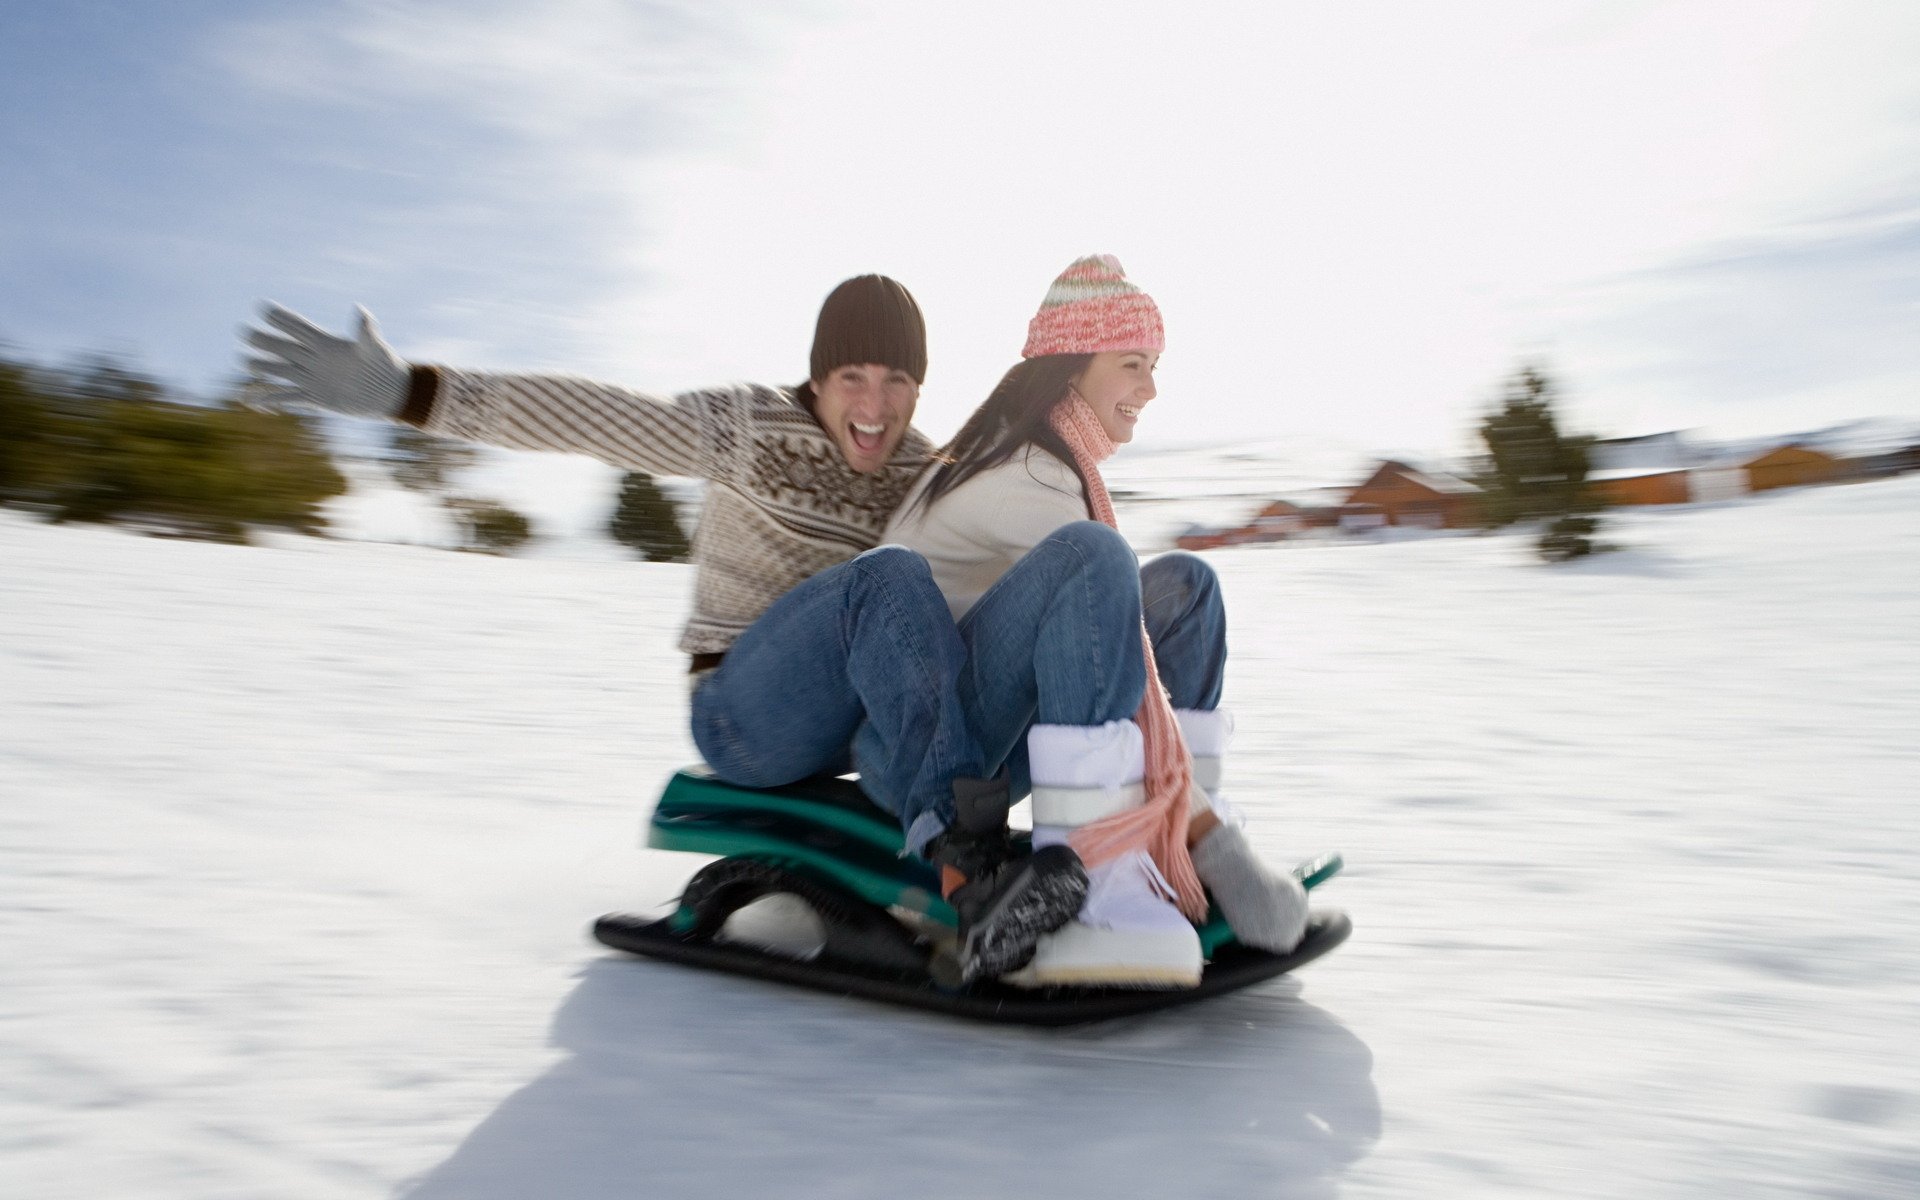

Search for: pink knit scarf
xmin=1048 ymin=395 xmax=1208 ymax=922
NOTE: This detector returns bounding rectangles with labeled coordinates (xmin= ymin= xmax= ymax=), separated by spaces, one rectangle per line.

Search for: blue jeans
xmin=1140 ymin=548 xmax=1228 ymax=712
xmin=957 ymin=522 xmax=1228 ymax=797
xmin=689 ymin=545 xmax=985 ymax=854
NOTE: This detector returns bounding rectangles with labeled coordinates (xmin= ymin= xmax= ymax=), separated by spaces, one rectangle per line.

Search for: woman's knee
xmin=849 ymin=544 xmax=952 ymax=621
xmin=1142 ymin=550 xmax=1221 ymax=608
xmin=1045 ymin=520 xmax=1138 ymax=579
xmin=854 ymin=542 xmax=933 ymax=581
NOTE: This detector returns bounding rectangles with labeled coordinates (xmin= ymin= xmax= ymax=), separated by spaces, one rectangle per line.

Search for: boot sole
xmin=1006 ymin=919 xmax=1206 ymax=990
xmin=1010 ymin=964 xmax=1203 ymax=990
xmin=960 ymin=846 xmax=1088 ymax=983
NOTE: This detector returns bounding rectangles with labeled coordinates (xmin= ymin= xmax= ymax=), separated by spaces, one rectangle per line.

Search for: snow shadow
xmin=400 ymin=956 xmax=1380 ymax=1200
xmin=1553 ymin=546 xmax=1688 ymax=578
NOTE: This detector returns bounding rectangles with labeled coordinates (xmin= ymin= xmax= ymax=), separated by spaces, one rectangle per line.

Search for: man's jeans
xmin=689 ymin=545 xmax=984 ymax=854
xmin=958 ymin=521 xmax=1228 ymax=799
xmin=689 ymin=525 xmax=1228 ymax=853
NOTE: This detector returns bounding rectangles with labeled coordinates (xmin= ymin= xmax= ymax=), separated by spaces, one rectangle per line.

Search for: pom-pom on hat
xmin=810 ymin=274 xmax=928 ymax=384
xmin=1022 ymin=254 xmax=1165 ymax=359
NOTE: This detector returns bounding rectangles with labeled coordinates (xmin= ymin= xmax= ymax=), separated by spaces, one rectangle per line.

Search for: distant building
xmin=1845 ymin=442 xmax=1920 ymax=479
xmin=1688 ymin=463 xmax=1749 ymax=503
xmin=1589 ymin=432 xmax=1701 ymax=506
xmin=1590 ymin=431 xmax=1695 ymax=474
xmin=1250 ymin=500 xmax=1309 ymax=539
xmin=1343 ymin=461 xmax=1481 ymax=528
xmin=1744 ymin=443 xmax=1840 ymax=491
xmin=1590 ymin=467 xmax=1694 ymax=507
xmin=1172 ymin=526 xmax=1235 ymax=551
xmin=1169 ymin=424 xmax=1906 ymax=556
xmin=1588 ymin=438 xmax=1848 ymax=503
xmin=1793 ymin=418 xmax=1920 ymax=480
xmin=1159 ymin=495 xmax=1359 ymax=549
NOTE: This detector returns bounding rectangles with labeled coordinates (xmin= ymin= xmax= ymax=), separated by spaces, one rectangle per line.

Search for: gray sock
xmin=1192 ymin=823 xmax=1309 ymax=953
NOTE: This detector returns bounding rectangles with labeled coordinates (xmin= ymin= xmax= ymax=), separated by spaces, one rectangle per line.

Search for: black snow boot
xmin=928 ymin=775 xmax=1088 ymax=984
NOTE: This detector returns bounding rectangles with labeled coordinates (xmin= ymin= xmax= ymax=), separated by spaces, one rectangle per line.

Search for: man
xmin=242 ymin=276 xmax=1085 ymax=980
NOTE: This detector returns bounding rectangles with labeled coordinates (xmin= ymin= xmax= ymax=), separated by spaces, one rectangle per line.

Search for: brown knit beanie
xmin=809 ymin=275 xmax=928 ymax=384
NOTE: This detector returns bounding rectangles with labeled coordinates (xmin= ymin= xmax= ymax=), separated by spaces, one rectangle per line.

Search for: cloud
xmin=553 ymin=0 xmax=1920 ymax=451
xmin=1554 ymin=188 xmax=1920 ymax=429
xmin=202 ymin=0 xmax=810 ymax=374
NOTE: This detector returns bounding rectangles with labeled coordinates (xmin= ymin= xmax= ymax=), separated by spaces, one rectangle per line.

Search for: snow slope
xmin=4 ymin=477 xmax=1918 ymax=1199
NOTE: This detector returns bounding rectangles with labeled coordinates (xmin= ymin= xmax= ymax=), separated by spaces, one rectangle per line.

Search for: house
xmin=1590 ymin=431 xmax=1695 ymax=474
xmin=1590 ymin=467 xmax=1694 ymax=506
xmin=1687 ymin=462 xmax=1750 ymax=503
xmin=1249 ymin=500 xmax=1309 ymax=539
xmin=1173 ymin=526 xmax=1236 ymax=551
xmin=1588 ymin=431 xmax=1700 ymax=506
xmin=1839 ymin=443 xmax=1920 ymax=480
xmin=1798 ymin=419 xmax=1920 ymax=482
xmin=1744 ymin=443 xmax=1840 ymax=492
xmin=1173 ymin=501 xmax=1305 ymax=551
xmin=1874 ymin=442 xmax=1920 ymax=477
xmin=1343 ymin=461 xmax=1480 ymax=528
xmin=1171 ymin=493 xmax=1354 ymax=551
xmin=1585 ymin=430 xmax=1848 ymax=505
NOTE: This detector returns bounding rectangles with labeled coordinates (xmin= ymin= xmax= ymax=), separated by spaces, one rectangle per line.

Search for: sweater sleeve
xmin=402 ymin=364 xmax=745 ymax=481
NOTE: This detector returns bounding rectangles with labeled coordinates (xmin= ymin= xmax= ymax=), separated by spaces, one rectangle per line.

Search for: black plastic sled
xmin=593 ymin=767 xmax=1351 ymax=1026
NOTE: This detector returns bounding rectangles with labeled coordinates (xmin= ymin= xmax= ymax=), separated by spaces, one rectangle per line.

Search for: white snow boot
xmin=1012 ymin=720 xmax=1203 ymax=989
xmin=1177 ymin=708 xmax=1308 ymax=955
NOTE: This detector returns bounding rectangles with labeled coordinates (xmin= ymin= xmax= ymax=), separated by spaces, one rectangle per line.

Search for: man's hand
xmin=243 ymin=303 xmax=410 ymax=420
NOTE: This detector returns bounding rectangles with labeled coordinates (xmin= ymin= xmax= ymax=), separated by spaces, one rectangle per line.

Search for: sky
xmin=4 ymin=1 xmax=1918 ymax=499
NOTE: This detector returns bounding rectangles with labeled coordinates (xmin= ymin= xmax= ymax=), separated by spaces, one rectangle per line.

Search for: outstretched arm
xmin=243 ymin=303 xmax=726 ymax=480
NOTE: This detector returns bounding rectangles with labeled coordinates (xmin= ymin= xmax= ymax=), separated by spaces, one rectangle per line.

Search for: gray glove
xmin=243 ymin=303 xmax=410 ymax=420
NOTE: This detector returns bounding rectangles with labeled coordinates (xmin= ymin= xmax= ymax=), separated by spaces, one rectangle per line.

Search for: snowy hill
xmin=5 ymin=476 xmax=1918 ymax=1199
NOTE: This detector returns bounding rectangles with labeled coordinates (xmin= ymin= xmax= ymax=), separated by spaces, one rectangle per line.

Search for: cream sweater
xmin=882 ymin=447 xmax=1091 ymax=621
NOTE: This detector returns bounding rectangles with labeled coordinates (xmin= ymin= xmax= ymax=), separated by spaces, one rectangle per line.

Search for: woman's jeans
xmin=957 ymin=521 xmax=1226 ymax=798
xmin=688 ymin=525 xmax=1227 ymax=854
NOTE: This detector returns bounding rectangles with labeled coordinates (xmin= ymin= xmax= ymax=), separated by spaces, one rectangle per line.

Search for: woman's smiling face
xmin=1070 ymin=348 xmax=1160 ymax=444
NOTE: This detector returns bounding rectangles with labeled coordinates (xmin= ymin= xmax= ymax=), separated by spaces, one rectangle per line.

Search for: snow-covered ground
xmin=5 ymin=476 xmax=1918 ymax=1199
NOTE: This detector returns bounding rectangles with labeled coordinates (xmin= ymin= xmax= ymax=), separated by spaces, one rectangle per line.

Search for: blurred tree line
xmin=1 ymin=347 xmax=693 ymax=559
xmin=0 ymin=353 xmax=344 ymax=544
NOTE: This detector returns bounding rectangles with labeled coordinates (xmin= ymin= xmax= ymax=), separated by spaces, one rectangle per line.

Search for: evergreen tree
xmin=388 ymin=425 xmax=477 ymax=492
xmin=1474 ymin=364 xmax=1606 ymax=561
xmin=450 ymin=497 xmax=532 ymax=554
xmin=608 ymin=471 xmax=691 ymax=562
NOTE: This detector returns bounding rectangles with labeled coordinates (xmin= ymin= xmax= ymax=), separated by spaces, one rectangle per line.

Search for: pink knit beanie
xmin=1021 ymin=254 xmax=1165 ymax=359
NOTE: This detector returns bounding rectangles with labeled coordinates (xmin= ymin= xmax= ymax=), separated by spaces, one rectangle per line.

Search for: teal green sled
xmin=648 ymin=766 xmax=1343 ymax=957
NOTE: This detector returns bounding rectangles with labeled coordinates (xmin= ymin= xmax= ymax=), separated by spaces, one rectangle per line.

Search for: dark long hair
xmin=903 ymin=353 xmax=1094 ymax=519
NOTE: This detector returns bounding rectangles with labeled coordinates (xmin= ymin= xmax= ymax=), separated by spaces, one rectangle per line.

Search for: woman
xmin=884 ymin=255 xmax=1308 ymax=988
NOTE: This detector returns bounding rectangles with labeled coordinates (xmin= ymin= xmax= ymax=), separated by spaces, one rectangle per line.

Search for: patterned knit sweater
xmin=403 ymin=366 xmax=933 ymax=655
